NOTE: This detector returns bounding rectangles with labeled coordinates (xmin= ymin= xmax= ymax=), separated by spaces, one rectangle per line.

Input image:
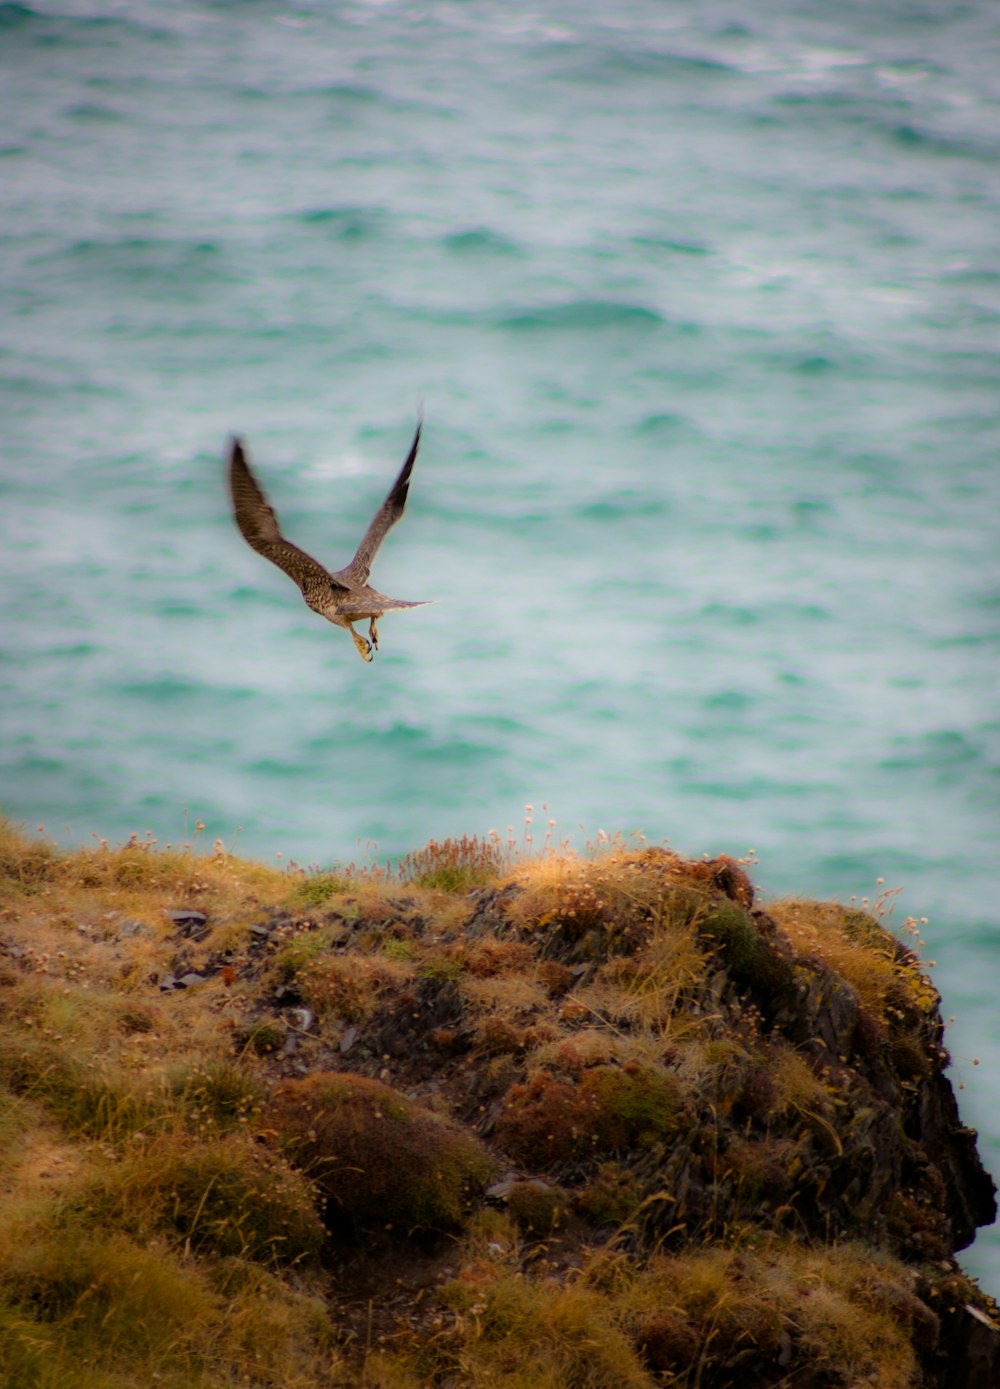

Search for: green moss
xmin=275 ymin=924 xmax=344 ymax=979
xmin=382 ymin=937 xmax=415 ymax=961
xmin=419 ymin=956 xmax=464 ymax=981
xmin=700 ymin=901 xmax=796 ymax=1004
xmin=700 ymin=900 xmax=761 ymax=973
xmin=291 ymin=874 xmax=350 ymax=908
xmin=235 ymin=1020 xmax=284 ymax=1056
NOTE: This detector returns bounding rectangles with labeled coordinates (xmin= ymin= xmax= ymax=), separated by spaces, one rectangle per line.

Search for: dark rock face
xmin=913 ymin=1067 xmax=997 ymax=1253
xmin=375 ymin=973 xmax=470 ymax=1069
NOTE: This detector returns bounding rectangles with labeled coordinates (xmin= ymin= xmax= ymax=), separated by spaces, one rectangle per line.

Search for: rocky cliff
xmin=0 ymin=821 xmax=996 ymax=1387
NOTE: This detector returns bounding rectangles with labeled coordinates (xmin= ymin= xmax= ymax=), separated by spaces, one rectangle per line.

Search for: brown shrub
xmin=268 ymin=1072 xmax=495 ymax=1232
xmin=576 ymin=1162 xmax=644 ymax=1227
xmin=636 ymin=1310 xmax=698 ymax=1372
xmin=498 ymin=1061 xmax=682 ymax=1167
xmin=503 ymin=1179 xmax=569 ymax=1236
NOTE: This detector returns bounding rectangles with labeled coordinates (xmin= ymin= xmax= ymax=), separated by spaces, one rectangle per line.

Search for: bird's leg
xmin=368 ymin=616 xmax=380 ymax=651
xmin=347 ymin=624 xmax=373 ymax=662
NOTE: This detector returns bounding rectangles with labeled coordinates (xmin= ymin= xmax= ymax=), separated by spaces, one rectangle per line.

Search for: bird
xmin=227 ymin=421 xmax=428 ymax=661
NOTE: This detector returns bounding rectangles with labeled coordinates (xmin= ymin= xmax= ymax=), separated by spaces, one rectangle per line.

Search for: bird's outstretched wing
xmin=228 ymin=438 xmax=349 ymax=593
xmin=333 ymin=420 xmax=421 ymax=588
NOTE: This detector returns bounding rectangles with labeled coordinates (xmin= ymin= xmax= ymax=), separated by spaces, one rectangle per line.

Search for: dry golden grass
xmin=363 ymin=1226 xmax=930 ymax=1389
xmin=768 ymin=897 xmax=938 ymax=1023
xmin=0 ymin=820 xmax=344 ymax=1387
xmin=463 ymin=970 xmax=551 ymax=1017
xmin=298 ymin=952 xmax=415 ymax=1023
xmin=576 ymin=922 xmax=708 ymax=1035
xmin=582 ymin=1239 xmax=925 ymax=1389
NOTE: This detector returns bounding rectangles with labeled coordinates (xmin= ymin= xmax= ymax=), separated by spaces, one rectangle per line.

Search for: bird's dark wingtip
xmin=398 ymin=416 xmax=422 ymax=484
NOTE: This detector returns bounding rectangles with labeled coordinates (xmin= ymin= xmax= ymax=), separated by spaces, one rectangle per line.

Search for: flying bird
xmin=228 ymin=422 xmax=427 ymax=661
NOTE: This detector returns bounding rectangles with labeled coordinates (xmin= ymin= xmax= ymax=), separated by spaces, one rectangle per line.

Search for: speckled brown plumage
xmin=228 ymin=422 xmax=426 ymax=661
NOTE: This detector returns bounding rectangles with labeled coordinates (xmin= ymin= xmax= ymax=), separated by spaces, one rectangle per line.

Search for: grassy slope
xmin=0 ymin=817 xmax=996 ymax=1389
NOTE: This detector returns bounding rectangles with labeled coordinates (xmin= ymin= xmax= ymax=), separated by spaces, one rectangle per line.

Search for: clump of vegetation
xmin=435 ymin=1259 xmax=654 ymax=1389
xmin=0 ymin=1222 xmax=335 ymax=1388
xmin=502 ymin=1179 xmax=569 ymax=1236
xmin=293 ymin=950 xmax=412 ymax=1022
xmin=396 ymin=833 xmax=507 ymax=892
xmin=0 ymin=818 xmax=58 ymax=889
xmin=269 ymin=1071 xmax=497 ymax=1231
xmin=576 ymin=1162 xmax=644 ymax=1227
xmin=291 ymin=871 xmax=351 ymax=907
xmin=498 ymin=1060 xmax=683 ymax=1167
xmin=0 ymin=1025 xmax=169 ymax=1146
xmin=616 ymin=1240 xmax=928 ymax=1389
xmin=274 ymin=921 xmax=352 ymax=978
xmin=66 ymin=1130 xmax=326 ymax=1264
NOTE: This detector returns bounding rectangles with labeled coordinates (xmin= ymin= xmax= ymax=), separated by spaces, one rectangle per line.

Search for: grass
xmin=0 ymin=815 xmax=995 ymax=1387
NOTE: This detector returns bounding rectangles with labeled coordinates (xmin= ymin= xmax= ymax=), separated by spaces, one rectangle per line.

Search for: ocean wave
xmin=0 ymin=3 xmax=34 ymax=26
xmin=677 ymin=774 xmax=830 ymax=800
xmin=65 ymin=102 xmax=125 ymax=123
xmin=631 ymin=235 xmax=711 ymax=257
xmin=496 ymin=300 xmax=663 ymax=332
xmin=547 ymin=41 xmax=737 ymax=85
xmin=767 ymin=93 xmax=995 ymax=163
xmin=441 ymin=227 xmax=523 ymax=257
xmin=34 ymin=236 xmax=231 ymax=290
xmin=0 ymin=3 xmax=171 ymax=43
xmin=881 ymin=729 xmax=983 ymax=772
xmin=118 ymin=677 xmax=206 ymax=702
xmin=634 ymin=412 xmax=693 ymax=436
xmin=291 ymin=205 xmax=386 ymax=240
xmin=304 ymin=82 xmax=380 ymax=105
xmin=577 ymin=495 xmax=672 ymax=523
xmin=891 ymin=122 xmax=992 ymax=159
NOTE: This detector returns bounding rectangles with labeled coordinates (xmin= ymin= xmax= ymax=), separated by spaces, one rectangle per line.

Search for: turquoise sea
xmin=1 ymin=0 xmax=998 ymax=1289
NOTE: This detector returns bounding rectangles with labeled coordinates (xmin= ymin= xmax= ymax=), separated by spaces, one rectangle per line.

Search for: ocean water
xmin=1 ymin=0 xmax=998 ymax=1288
